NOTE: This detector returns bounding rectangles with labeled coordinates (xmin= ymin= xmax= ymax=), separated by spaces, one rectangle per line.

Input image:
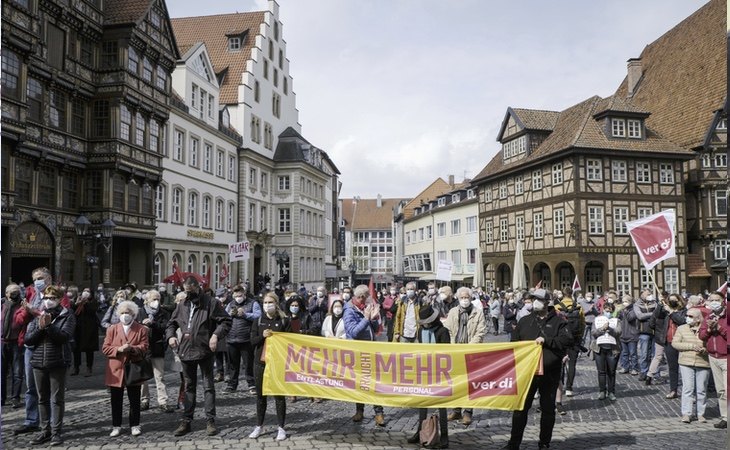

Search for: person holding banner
xmin=343 ymin=284 xmax=386 ymax=427
xmin=503 ymin=289 xmax=573 ymax=450
xmin=321 ymin=299 xmax=346 ymax=339
xmin=249 ymin=292 xmax=290 ymax=441
xmin=406 ymin=304 xmax=450 ymax=449
xmin=445 ymin=287 xmax=487 ymax=427
xmin=590 ymin=302 xmax=621 ymax=401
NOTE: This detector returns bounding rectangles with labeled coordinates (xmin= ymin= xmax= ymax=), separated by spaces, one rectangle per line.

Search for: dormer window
xmin=627 ymin=119 xmax=642 ymax=138
xmin=437 ymin=198 xmax=446 ymax=207
xmin=611 ymin=118 xmax=643 ymax=139
xmin=717 ymin=118 xmax=727 ymax=130
xmin=452 ymin=194 xmax=460 ymax=203
xmin=228 ymin=37 xmax=241 ymax=51
xmin=467 ymin=189 xmax=475 ymax=199
xmin=611 ymin=118 xmax=626 ymax=137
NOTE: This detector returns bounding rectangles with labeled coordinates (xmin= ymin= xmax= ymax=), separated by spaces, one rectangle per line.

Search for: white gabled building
xmin=155 ymin=43 xmax=242 ymax=289
xmin=171 ymin=1 xmax=340 ymax=290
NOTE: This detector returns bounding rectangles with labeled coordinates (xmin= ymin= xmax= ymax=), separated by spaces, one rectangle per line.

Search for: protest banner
xmin=228 ymin=240 xmax=250 ymax=262
xmin=262 ymin=333 xmax=542 ymax=410
xmin=626 ymin=209 xmax=676 ymax=270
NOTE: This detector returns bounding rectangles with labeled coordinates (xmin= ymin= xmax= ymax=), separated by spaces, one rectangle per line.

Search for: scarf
xmin=455 ymin=306 xmax=472 ymax=344
xmin=144 ymin=304 xmax=159 ymax=318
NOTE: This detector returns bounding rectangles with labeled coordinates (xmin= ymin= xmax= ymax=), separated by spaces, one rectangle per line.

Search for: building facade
xmin=1 ymin=0 xmax=178 ymax=288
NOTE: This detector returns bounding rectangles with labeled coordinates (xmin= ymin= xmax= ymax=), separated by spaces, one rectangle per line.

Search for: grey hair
xmin=144 ymin=289 xmax=160 ymax=304
xmin=353 ymin=284 xmax=370 ymax=299
xmin=406 ymin=281 xmax=417 ymax=290
xmin=116 ymin=300 xmax=139 ymax=317
xmin=456 ymin=287 xmax=472 ymax=298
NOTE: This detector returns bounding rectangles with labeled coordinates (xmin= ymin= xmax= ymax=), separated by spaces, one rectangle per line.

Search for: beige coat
xmin=672 ymin=324 xmax=710 ymax=368
xmin=444 ymin=306 xmax=487 ymax=344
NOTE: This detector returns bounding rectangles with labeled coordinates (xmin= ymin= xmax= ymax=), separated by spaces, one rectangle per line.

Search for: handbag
xmin=419 ymin=414 xmax=440 ymax=448
xmin=124 ymin=352 xmax=154 ymax=386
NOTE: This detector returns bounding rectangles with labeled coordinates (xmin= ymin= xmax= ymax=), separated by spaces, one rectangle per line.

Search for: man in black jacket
xmin=166 ymin=276 xmax=231 ymax=437
xmin=503 ymin=289 xmax=573 ymax=450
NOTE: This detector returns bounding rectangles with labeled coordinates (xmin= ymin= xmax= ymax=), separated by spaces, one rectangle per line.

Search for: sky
xmin=168 ymin=0 xmax=710 ymax=199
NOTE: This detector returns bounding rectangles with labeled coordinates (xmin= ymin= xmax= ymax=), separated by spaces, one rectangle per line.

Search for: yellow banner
xmin=262 ymin=334 xmax=542 ymax=410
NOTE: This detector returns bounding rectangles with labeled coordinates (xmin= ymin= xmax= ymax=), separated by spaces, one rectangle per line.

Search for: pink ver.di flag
xmin=625 ymin=209 xmax=677 ymax=270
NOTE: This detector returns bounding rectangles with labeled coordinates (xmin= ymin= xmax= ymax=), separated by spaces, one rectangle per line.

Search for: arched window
xmin=188 ymin=191 xmax=198 ymax=226
xmin=187 ymin=254 xmax=197 ymax=273
xmin=153 ymin=253 xmax=165 ymax=286
xmin=202 ymin=255 xmax=210 ymax=283
xmin=203 ymin=195 xmax=212 ymax=228
xmin=172 ymin=187 xmax=183 ymax=223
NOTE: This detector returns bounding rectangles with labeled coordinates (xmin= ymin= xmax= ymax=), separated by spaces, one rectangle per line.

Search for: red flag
xmin=369 ymin=275 xmax=376 ymax=302
xmin=571 ymin=275 xmax=581 ymax=292
xmin=718 ymin=281 xmax=728 ymax=296
xmin=626 ymin=209 xmax=677 ymax=270
xmin=219 ymin=263 xmax=229 ymax=283
xmin=203 ymin=265 xmax=212 ymax=290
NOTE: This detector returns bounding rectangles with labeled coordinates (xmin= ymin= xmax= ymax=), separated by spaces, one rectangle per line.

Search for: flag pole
xmin=647 ymin=269 xmax=661 ymax=298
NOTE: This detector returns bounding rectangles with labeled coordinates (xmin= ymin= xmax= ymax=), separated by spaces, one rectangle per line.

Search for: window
xmin=202 ymin=196 xmax=211 ymax=228
xmin=437 ymin=198 xmax=446 ymax=207
xmin=466 ymin=216 xmax=477 ymax=233
xmin=718 ymin=118 xmax=728 ymax=130
xmin=263 ymin=60 xmax=269 ymax=79
xmin=450 ymin=219 xmax=461 ymax=235
xmin=128 ymin=47 xmax=139 ymax=73
xmin=215 ymin=199 xmax=224 ymax=230
xmin=1 ymin=49 xmax=20 ymax=98
xmin=278 ymin=175 xmax=290 ymax=190
xmin=500 ymin=219 xmax=509 ymax=242
xmin=38 ymin=167 xmax=56 ymax=207
xmin=268 ymin=40 xmax=274 ymax=60
xmin=199 ymin=89 xmax=206 ymax=119
xmin=701 ymin=153 xmax=712 ymax=168
xmin=188 ymin=192 xmax=198 ymax=226
xmin=452 ymin=193 xmax=460 ymax=203
xmin=533 ymin=213 xmax=543 ymax=239
xmin=142 ymin=58 xmax=153 ymax=82
xmin=551 ymin=163 xmax=563 ymax=185
xmin=46 ymin=24 xmax=65 ymax=70
xmin=418 ymin=228 xmax=424 ymax=241
xmin=451 ymin=250 xmax=461 ymax=265
xmin=640 ymin=268 xmax=653 ymax=292
xmin=663 ymin=268 xmax=679 ymax=295
xmin=659 ymin=163 xmax=674 ymax=184
xmin=637 ymin=207 xmax=652 ymax=219
xmin=553 ymin=209 xmax=564 ymax=237
xmin=173 ymin=129 xmax=184 ymax=161
xmin=264 ymin=123 xmax=273 ymax=149
xmin=467 ymin=189 xmax=475 ymax=199
xmin=49 ymin=90 xmax=66 ymax=130
xmin=63 ymin=175 xmax=78 ymax=209
xmin=155 ymin=65 xmax=166 ymax=90
xmin=627 ymin=119 xmax=642 ymax=138
xmin=101 ymin=41 xmax=118 ymax=68
xmin=515 ymin=175 xmax=523 ymax=194
xmin=613 ymin=207 xmax=628 ymax=235
xmin=714 ymin=189 xmax=727 ymax=216
xmin=283 ymin=77 xmax=288 ymax=95
xmin=715 ymin=153 xmax=727 ymax=168
xmin=93 ymin=100 xmax=110 ymax=137
xmin=467 ymin=248 xmax=477 ymax=265
xmin=155 ymin=185 xmax=166 ymax=220
xmin=485 ymin=187 xmax=492 ymax=202
xmin=228 ymin=155 xmax=236 ymax=181
xmin=586 ymin=159 xmax=602 ymax=181
xmin=499 ymin=181 xmax=507 ymax=199
xmin=203 ymin=144 xmax=212 ymax=173
xmin=79 ymin=36 xmax=93 ymax=65
xmin=250 ymin=115 xmax=261 ymax=143
xmin=426 ymin=225 xmax=432 ymax=239
xmin=120 ymin=105 xmax=132 ymax=141
xmin=249 ymin=167 xmax=257 ymax=186
xmin=713 ymin=239 xmax=728 ymax=261
xmin=612 ymin=160 xmax=627 ymax=182
xmin=150 ymin=9 xmax=161 ymax=28
xmin=216 ymin=150 xmax=224 ymax=177
xmin=273 ymin=68 xmax=278 ymax=87
xmin=128 ymin=181 xmax=139 ymax=212
xmin=149 ymin=120 xmax=160 ymax=152
xmin=437 ymin=251 xmax=447 ymax=263
xmin=229 ymin=37 xmax=241 ymax=51
xmin=279 ymin=208 xmax=291 ymax=232
xmin=611 ymin=118 xmax=626 ymax=137
xmin=260 ymin=172 xmax=268 ymax=191
xmin=208 ymin=94 xmax=214 ymax=119
xmin=86 ymin=171 xmax=102 ymax=206
xmin=71 ymin=98 xmax=85 ymax=135
xmin=436 ymin=222 xmax=446 ymax=237
xmin=228 ymin=202 xmax=235 ymax=232
xmin=274 ymin=21 xmax=280 ymax=40
xmin=516 ymin=216 xmax=525 ymax=241
xmin=588 ymin=206 xmax=604 ymax=235
xmin=27 ymin=78 xmax=43 ymax=121
xmin=172 ymin=188 xmax=182 ymax=223
xmin=485 ymin=221 xmax=493 ymax=244
xmin=532 ymin=169 xmax=542 ymax=190
xmin=112 ymin=175 xmax=125 ymax=210
xmin=272 ymin=92 xmax=281 ymax=118
xmin=15 ymin=159 xmax=32 ymax=203
xmin=616 ymin=268 xmax=631 ymax=296
xmin=135 ymin=112 xmax=145 ymax=146
xmin=636 ymin=162 xmax=651 ymax=183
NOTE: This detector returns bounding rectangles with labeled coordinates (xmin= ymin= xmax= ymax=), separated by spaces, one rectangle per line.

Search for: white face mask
xmin=333 ymin=306 xmax=343 ymax=316
xmin=459 ymin=298 xmax=472 ymax=309
xmin=234 ymin=296 xmax=245 ymax=304
xmin=390 ymin=290 xmax=396 ymax=295
xmin=406 ymin=290 xmax=415 ymax=299
xmin=685 ymin=316 xmax=696 ymax=326
xmin=342 ymin=293 xmax=351 ymax=301
xmin=263 ymin=303 xmax=276 ymax=314
xmin=622 ymin=302 xmax=630 ymax=307
xmin=43 ymin=299 xmax=58 ymax=310
xmin=149 ymin=301 xmax=159 ymax=309
xmin=428 ymin=288 xmax=436 ymax=295
xmin=119 ymin=313 xmax=133 ymax=325
xmin=708 ymin=301 xmax=722 ymax=312
xmin=524 ymin=303 xmax=533 ymax=311
xmin=533 ymin=300 xmax=545 ymax=312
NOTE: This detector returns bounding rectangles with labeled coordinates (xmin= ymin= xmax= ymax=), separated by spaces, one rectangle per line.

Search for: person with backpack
xmin=554 ymin=288 xmax=585 ymax=397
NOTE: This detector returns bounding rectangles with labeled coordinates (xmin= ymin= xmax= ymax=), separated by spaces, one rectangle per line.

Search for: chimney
xmin=376 ymin=194 xmax=382 ymax=208
xmin=627 ymin=58 xmax=642 ymax=97
xmin=448 ymin=174 xmax=455 ymax=187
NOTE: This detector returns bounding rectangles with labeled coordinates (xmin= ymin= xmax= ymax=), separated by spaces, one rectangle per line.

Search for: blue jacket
xmin=343 ymin=302 xmax=379 ymax=341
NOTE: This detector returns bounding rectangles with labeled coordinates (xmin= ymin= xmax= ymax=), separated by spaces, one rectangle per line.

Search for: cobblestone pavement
xmin=2 ymin=331 xmax=726 ymax=450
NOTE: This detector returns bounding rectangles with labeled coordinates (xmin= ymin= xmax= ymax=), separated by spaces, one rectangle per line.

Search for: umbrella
xmin=474 ymin=248 xmax=485 ymax=288
xmin=512 ymin=240 xmax=526 ymax=290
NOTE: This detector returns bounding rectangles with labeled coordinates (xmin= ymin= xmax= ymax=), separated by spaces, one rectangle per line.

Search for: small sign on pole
xmin=229 ymin=240 xmax=250 ymax=262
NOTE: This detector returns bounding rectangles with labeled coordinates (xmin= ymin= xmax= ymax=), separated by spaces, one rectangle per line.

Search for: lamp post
xmin=75 ymin=215 xmax=116 ymax=289
xmin=348 ymin=262 xmax=356 ymax=288
xmin=272 ymin=249 xmax=289 ymax=285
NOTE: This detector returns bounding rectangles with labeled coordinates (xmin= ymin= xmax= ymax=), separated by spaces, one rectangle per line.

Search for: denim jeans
xmin=181 ymin=356 xmax=216 ymax=422
xmin=679 ymin=364 xmax=710 ymax=417
xmin=1 ymin=342 xmax=24 ymax=402
xmin=24 ymin=347 xmax=39 ymax=426
xmin=637 ymin=334 xmax=654 ymax=375
xmin=619 ymin=341 xmax=638 ymax=372
xmin=33 ymin=367 xmax=67 ymax=436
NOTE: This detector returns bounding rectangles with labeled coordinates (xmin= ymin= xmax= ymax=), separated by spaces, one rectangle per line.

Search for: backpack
xmin=419 ymin=414 xmax=440 ymax=448
xmin=558 ymin=300 xmax=582 ymax=343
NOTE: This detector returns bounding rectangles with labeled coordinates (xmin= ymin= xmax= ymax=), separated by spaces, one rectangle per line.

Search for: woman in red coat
xmin=102 ymin=301 xmax=149 ymax=437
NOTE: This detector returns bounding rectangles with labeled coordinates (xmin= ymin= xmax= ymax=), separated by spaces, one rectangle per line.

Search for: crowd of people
xmin=1 ymin=266 xmax=726 ymax=449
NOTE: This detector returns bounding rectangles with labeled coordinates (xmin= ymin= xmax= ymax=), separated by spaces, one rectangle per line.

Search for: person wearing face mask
xmin=435 ymin=286 xmax=457 ymax=318
xmin=224 ymin=286 xmax=261 ymax=395
xmin=23 ymin=286 xmax=76 ymax=446
xmin=424 ymin=283 xmax=439 ymax=306
xmin=445 ymin=287 xmax=487 ymax=427
xmin=249 ymin=292 xmax=290 ymax=441
xmin=672 ymin=307 xmax=710 ymax=423
xmin=321 ymin=299 xmax=347 ymax=339
xmin=381 ymin=285 xmax=399 ymax=342
xmin=137 ymin=290 xmax=172 ymax=413
xmin=166 ymin=276 xmax=231 ymax=437
xmin=698 ymin=291 xmax=727 ymax=429
xmin=2 ymin=283 xmax=26 ymax=409
xmin=102 ymin=300 xmax=148 ymax=437
xmin=307 ymin=286 xmax=329 ymax=337
xmin=502 ymin=294 xmax=519 ymax=335
xmin=633 ymin=289 xmax=658 ymax=382
xmin=597 ymin=291 xmax=618 ymax=315
xmin=617 ymin=295 xmax=639 ymax=376
xmin=159 ymin=284 xmax=175 ymax=313
xmin=69 ymin=286 xmax=99 ymax=378
xmin=516 ymin=297 xmax=533 ymax=322
xmin=654 ymin=293 xmax=687 ymax=399
xmin=579 ymin=292 xmax=598 ymax=350
xmin=102 ymin=290 xmax=131 ymax=330
xmin=503 ymin=289 xmax=573 ymax=450
xmin=645 ymin=291 xmax=669 ymax=386
xmin=393 ymin=282 xmax=421 ymax=343
xmin=124 ymin=282 xmax=144 ymax=310
xmin=212 ymin=287 xmax=231 ymax=384
xmin=590 ymin=302 xmax=621 ymax=401
xmin=284 ymin=295 xmax=316 ymax=403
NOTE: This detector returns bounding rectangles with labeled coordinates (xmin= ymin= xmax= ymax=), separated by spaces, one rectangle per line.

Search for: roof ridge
xmin=570 ymin=96 xmax=602 ymax=147
xmin=170 ymin=11 xmax=265 ymax=21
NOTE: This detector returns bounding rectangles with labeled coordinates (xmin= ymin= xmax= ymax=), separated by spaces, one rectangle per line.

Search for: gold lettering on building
xmin=187 ymin=229 xmax=214 ymax=240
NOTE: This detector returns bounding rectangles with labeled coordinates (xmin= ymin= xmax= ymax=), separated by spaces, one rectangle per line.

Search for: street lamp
xmin=272 ymin=249 xmax=290 ymax=285
xmin=348 ymin=261 xmax=356 ymax=288
xmin=75 ymin=215 xmax=116 ymax=289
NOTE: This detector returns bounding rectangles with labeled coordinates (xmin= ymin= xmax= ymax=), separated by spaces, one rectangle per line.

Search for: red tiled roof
xmin=342 ymin=198 xmax=408 ymax=231
xmin=402 ymin=178 xmax=453 ymax=219
xmin=105 ymin=0 xmax=153 ymax=25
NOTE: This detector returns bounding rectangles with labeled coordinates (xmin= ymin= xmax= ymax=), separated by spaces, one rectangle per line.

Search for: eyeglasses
xmin=44 ymin=296 xmax=58 ymax=300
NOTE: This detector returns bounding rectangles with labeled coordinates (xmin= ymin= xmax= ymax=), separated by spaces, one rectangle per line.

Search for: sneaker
xmin=681 ymin=415 xmax=691 ymax=423
xmin=173 ymin=420 xmax=191 ymax=436
xmin=275 ymin=427 xmax=287 ymax=441
xmin=49 ymin=434 xmax=64 ymax=446
xmin=131 ymin=426 xmax=142 ymax=436
xmin=447 ymin=411 xmax=462 ymax=421
xmin=618 ymin=368 xmax=629 ymax=374
xmin=556 ymin=403 xmax=566 ymax=415
xmin=714 ymin=420 xmax=727 ymax=429
xmin=11 ymin=398 xmax=23 ymax=409
xmin=109 ymin=427 xmax=122 ymax=437
xmin=630 ymin=370 xmax=639 ymax=376
xmin=697 ymin=416 xmax=706 ymax=423
xmin=13 ymin=424 xmax=40 ymax=435
xmin=206 ymin=421 xmax=218 ymax=436
xmin=565 ymin=390 xmax=573 ymax=397
xmin=248 ymin=386 xmax=257 ymax=395
xmin=248 ymin=426 xmax=263 ymax=439
xmin=608 ymin=393 xmax=617 ymax=401
xmin=666 ymin=391 xmax=678 ymax=399
xmin=140 ymin=400 xmax=149 ymax=411
xmin=374 ymin=413 xmax=386 ymax=427
xmin=351 ymin=411 xmax=364 ymax=422
xmin=214 ymin=373 xmax=224 ymax=382
xmin=287 ymin=396 xmax=297 ymax=403
xmin=30 ymin=432 xmax=52 ymax=445
xmin=462 ymin=411 xmax=472 ymax=426
xmin=597 ymin=391 xmax=606 ymax=400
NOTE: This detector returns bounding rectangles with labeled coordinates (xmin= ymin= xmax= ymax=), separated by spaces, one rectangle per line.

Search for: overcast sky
xmin=168 ymin=0 xmax=709 ymax=199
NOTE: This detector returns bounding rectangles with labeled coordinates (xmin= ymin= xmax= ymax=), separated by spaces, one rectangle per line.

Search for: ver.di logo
xmin=464 ymin=349 xmax=518 ymax=399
